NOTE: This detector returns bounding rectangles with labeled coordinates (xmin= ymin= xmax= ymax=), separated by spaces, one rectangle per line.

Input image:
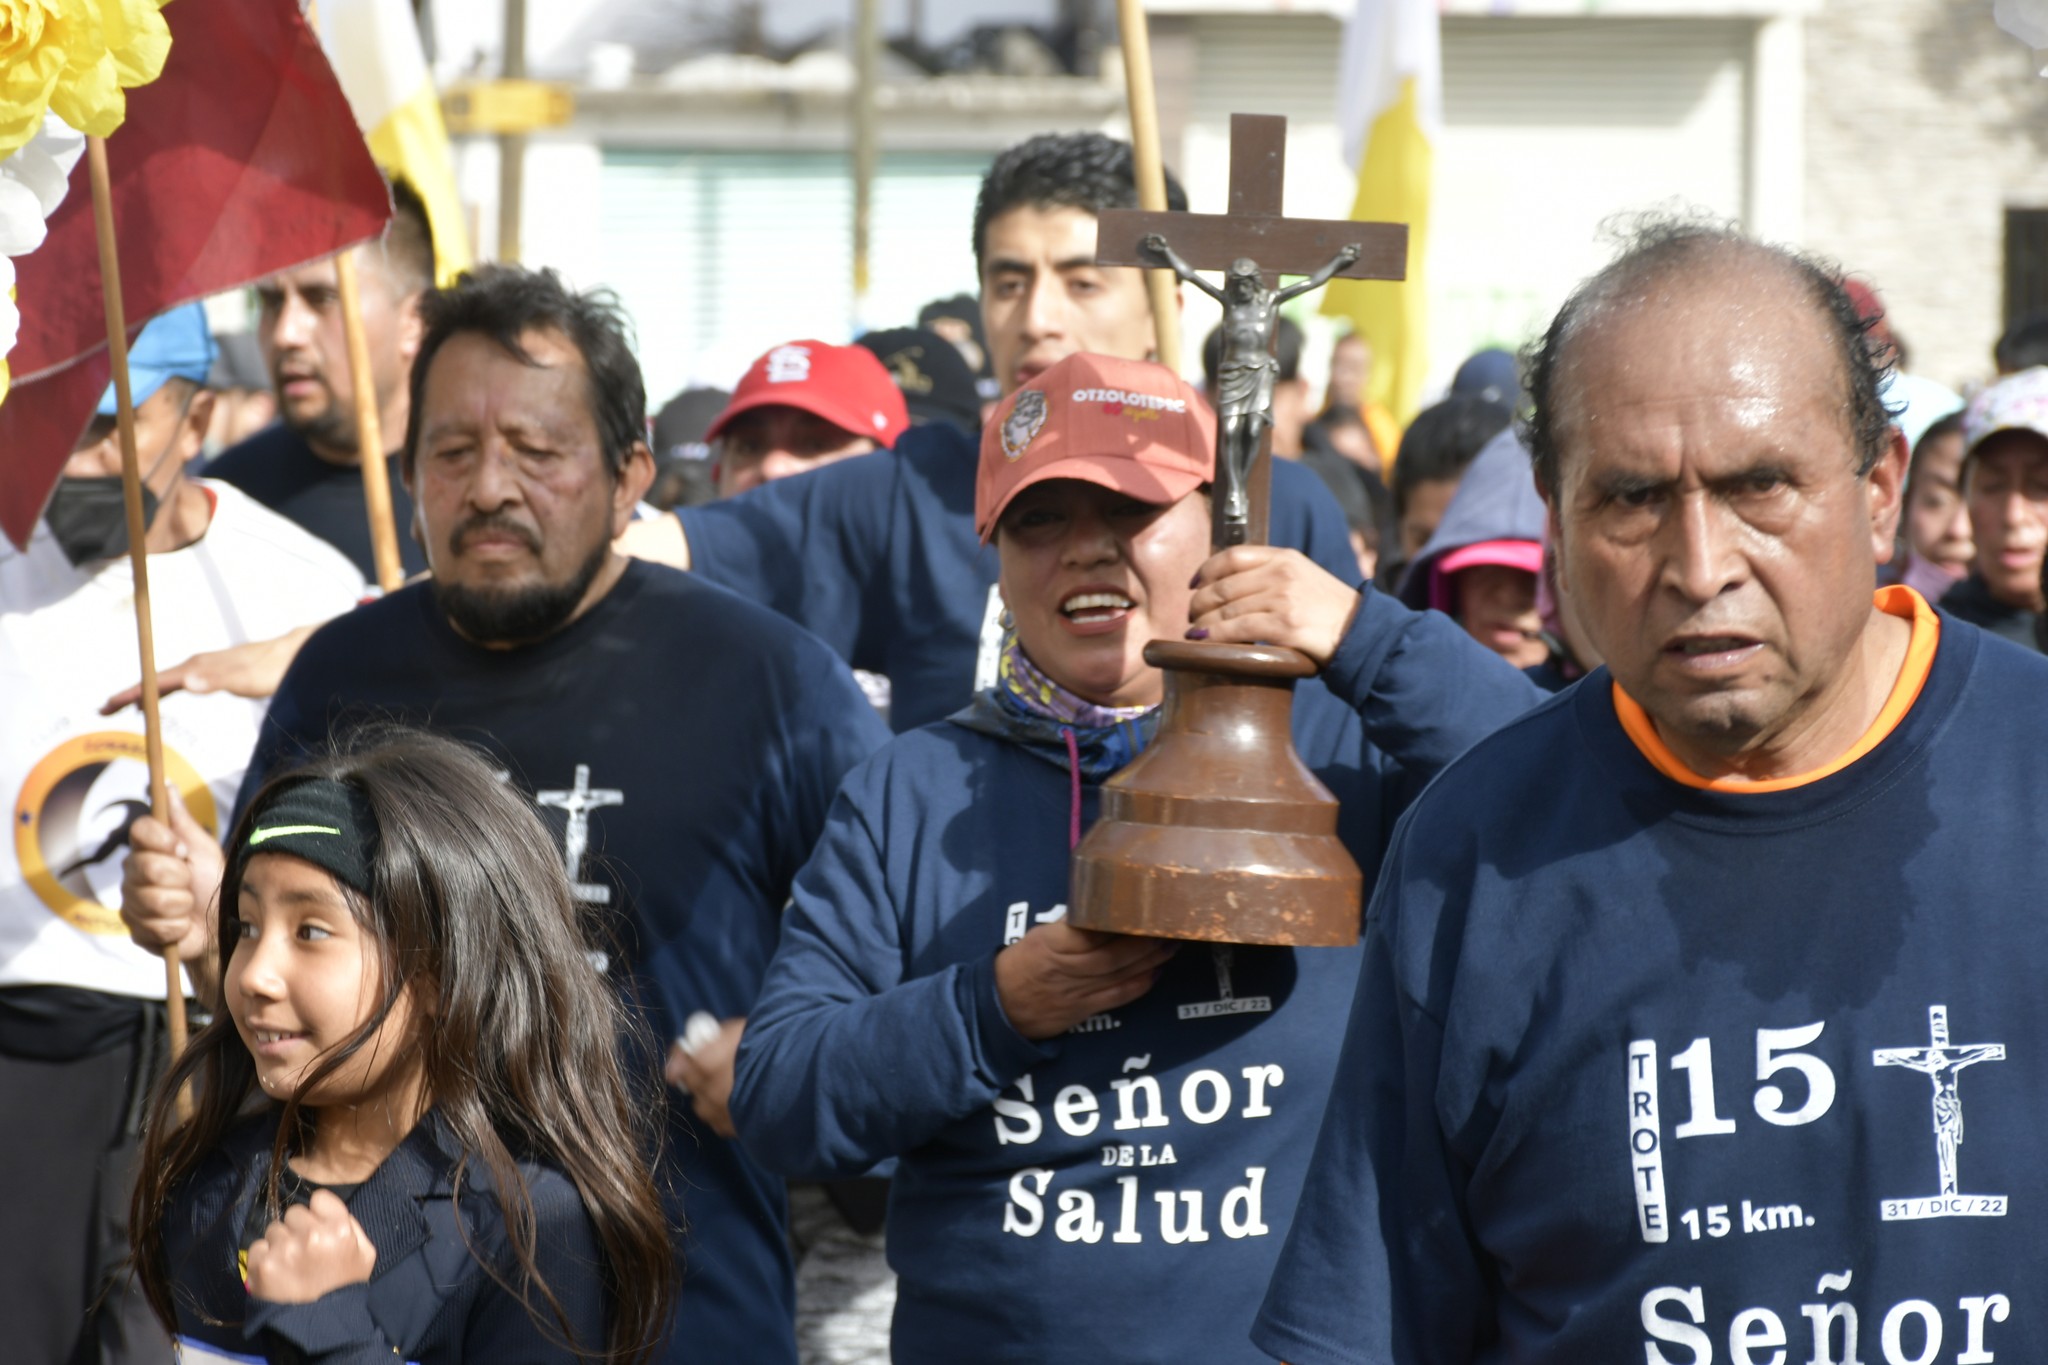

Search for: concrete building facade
xmin=454 ymin=0 xmax=2048 ymax=403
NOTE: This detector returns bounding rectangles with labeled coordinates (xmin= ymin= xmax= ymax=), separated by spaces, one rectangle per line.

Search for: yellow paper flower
xmin=0 ymin=0 xmax=170 ymax=162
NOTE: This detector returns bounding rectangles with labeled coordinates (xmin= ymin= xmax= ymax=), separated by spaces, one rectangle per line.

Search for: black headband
xmin=238 ymin=777 xmax=378 ymax=897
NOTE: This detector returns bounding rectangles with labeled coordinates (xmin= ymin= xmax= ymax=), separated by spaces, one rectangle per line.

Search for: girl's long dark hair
xmin=132 ymin=727 xmax=675 ymax=1362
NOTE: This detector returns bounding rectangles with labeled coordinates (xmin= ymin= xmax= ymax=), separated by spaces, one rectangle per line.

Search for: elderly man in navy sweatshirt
xmin=1255 ymin=223 xmax=2048 ymax=1364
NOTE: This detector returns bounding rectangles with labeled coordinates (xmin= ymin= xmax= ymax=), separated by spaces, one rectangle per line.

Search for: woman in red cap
xmin=729 ymin=353 xmax=1539 ymax=1364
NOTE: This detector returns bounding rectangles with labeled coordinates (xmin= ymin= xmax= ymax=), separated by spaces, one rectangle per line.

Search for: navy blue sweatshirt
xmin=204 ymin=425 xmax=428 ymax=581
xmin=242 ymin=561 xmax=890 ymax=1365
xmin=730 ymin=588 xmax=1542 ymax=1363
xmin=677 ymin=420 xmax=1363 ymax=732
xmin=163 ymin=1112 xmax=604 ymax=1364
xmin=1256 ymin=604 xmax=2048 ymax=1364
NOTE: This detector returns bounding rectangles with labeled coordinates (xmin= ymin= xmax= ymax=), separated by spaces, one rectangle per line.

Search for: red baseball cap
xmin=706 ymin=340 xmax=910 ymax=449
xmin=976 ymin=353 xmax=1216 ymax=542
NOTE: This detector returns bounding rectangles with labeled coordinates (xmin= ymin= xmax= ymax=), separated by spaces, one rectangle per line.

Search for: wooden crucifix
xmin=1095 ymin=113 xmax=1408 ymax=549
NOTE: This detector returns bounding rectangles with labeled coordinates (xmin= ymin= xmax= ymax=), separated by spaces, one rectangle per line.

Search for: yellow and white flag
xmin=317 ymin=0 xmax=471 ymax=284
xmin=1322 ymin=0 xmax=1440 ymax=425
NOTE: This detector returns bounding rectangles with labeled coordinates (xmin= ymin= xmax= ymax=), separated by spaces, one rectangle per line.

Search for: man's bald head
xmin=1525 ymin=221 xmax=1894 ymax=503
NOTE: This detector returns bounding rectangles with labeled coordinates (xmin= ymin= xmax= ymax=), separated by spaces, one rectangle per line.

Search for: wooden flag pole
xmin=1114 ymin=0 xmax=1181 ymax=376
xmin=85 ymin=134 xmax=191 ymax=1093
xmin=301 ymin=0 xmax=402 ymax=593
xmin=333 ymin=250 xmax=404 ymax=592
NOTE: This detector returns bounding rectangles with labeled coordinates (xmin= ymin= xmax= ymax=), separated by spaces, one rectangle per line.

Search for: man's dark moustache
xmin=451 ymin=514 xmax=542 ymax=554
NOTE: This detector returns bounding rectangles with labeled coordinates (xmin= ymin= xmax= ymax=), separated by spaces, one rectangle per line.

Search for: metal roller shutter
xmin=597 ymin=150 xmax=988 ymax=403
xmin=1433 ymin=17 xmax=1753 ymax=371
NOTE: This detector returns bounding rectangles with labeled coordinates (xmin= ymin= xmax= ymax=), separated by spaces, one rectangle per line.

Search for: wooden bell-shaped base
xmin=1069 ymin=640 xmax=1362 ymax=947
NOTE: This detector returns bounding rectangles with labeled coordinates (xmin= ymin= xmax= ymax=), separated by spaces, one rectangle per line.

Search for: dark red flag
xmin=0 ymin=0 xmax=392 ymax=549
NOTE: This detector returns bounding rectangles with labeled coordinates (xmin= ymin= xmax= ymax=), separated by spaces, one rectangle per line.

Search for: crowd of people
xmin=4 ymin=122 xmax=2048 ymax=1365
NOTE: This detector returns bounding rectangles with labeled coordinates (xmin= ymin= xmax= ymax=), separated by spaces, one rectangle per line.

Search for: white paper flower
xmin=0 ymin=113 xmax=83 ymax=407
xmin=1 ymin=254 xmax=15 ymax=406
xmin=1995 ymin=0 xmax=2048 ymax=53
xmin=0 ymin=254 xmax=16 ymax=356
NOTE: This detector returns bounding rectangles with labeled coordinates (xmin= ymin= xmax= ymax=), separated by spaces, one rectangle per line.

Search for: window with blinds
xmin=2006 ymin=208 xmax=2048 ymax=330
xmin=598 ymin=150 xmax=989 ymax=405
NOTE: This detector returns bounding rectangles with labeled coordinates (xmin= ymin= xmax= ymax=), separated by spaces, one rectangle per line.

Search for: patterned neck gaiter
xmin=997 ymin=630 xmax=1156 ymax=729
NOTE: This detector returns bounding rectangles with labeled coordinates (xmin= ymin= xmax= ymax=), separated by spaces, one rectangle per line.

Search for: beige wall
xmin=1802 ymin=0 xmax=2048 ymax=391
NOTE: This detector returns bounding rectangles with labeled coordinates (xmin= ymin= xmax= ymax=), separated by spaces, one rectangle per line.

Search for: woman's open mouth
xmin=1061 ymin=590 xmax=1136 ymax=632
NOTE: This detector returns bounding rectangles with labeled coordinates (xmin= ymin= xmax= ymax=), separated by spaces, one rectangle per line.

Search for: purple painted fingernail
xmin=1186 ymin=627 xmax=1210 ymax=640
xmin=1189 ymin=572 xmax=1201 ymax=588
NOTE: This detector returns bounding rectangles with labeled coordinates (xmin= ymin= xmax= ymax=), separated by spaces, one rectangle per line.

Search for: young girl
xmin=132 ymin=728 xmax=674 ymax=1363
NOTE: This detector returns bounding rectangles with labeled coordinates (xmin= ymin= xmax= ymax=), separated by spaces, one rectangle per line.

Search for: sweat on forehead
xmin=1525 ymin=221 xmax=1893 ymax=498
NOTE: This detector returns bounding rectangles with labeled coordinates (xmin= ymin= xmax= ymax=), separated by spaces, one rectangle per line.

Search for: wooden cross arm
xmin=1096 ymin=209 xmax=1408 ymax=282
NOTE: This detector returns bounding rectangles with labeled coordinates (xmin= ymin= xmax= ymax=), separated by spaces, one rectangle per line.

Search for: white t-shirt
xmin=0 ymin=480 xmax=365 ymax=999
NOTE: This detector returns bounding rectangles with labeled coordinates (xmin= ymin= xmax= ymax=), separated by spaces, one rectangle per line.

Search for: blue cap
xmin=1450 ymin=347 xmax=1519 ymax=409
xmin=96 ymin=304 xmax=217 ymax=416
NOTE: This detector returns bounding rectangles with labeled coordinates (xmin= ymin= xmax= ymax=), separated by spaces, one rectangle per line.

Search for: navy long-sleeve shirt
xmin=731 ymin=587 xmax=1541 ymax=1362
xmin=164 ymin=1113 xmax=605 ymax=1365
xmin=1255 ymin=595 xmax=2048 ymax=1364
xmin=239 ymin=561 xmax=890 ymax=1365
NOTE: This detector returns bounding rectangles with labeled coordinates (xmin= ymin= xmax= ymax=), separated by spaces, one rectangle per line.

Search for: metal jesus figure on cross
xmin=1070 ymin=115 xmax=1411 ymax=948
xmin=1095 ymin=113 xmax=1408 ymax=550
xmin=1144 ymin=236 xmax=1360 ymax=539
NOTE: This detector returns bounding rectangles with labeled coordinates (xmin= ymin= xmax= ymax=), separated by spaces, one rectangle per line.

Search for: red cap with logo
xmin=706 ymin=340 xmax=910 ymax=448
xmin=976 ymin=353 xmax=1216 ymax=542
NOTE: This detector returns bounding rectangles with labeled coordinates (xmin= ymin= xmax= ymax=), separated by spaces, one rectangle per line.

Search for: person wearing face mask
xmin=0 ymin=303 xmax=363 ymax=1365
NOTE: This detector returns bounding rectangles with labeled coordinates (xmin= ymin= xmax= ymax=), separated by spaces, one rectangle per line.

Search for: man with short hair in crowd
xmin=1994 ymin=309 xmax=2048 ymax=375
xmin=617 ymin=131 xmax=1360 ymax=734
xmin=1938 ymin=367 xmax=2048 ymax=650
xmin=120 ymin=267 xmax=889 ymax=1365
xmin=1255 ymin=221 xmax=2048 ymax=1363
xmin=204 ymin=180 xmax=433 ymax=582
xmin=708 ymin=340 xmax=908 ymax=499
xmin=858 ymin=326 xmax=985 ymax=438
xmin=1 ymin=306 xmax=362 ymax=1365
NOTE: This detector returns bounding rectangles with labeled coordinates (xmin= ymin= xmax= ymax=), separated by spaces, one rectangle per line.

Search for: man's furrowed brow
xmin=1707 ymin=459 xmax=1799 ymax=489
xmin=419 ymin=414 xmax=475 ymax=444
xmin=985 ymin=257 xmax=1033 ymax=277
xmin=1589 ymin=467 xmax=1672 ymax=499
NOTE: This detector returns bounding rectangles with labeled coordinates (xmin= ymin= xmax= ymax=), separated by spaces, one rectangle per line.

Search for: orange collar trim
xmin=1612 ymin=585 xmax=1940 ymax=794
